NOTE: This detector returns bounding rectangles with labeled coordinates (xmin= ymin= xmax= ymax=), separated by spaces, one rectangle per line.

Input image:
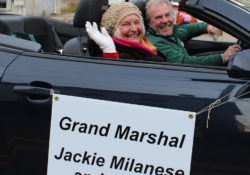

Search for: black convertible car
xmin=0 ymin=0 xmax=250 ymax=175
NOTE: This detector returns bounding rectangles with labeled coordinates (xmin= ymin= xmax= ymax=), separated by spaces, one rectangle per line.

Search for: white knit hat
xmin=101 ymin=2 xmax=144 ymax=36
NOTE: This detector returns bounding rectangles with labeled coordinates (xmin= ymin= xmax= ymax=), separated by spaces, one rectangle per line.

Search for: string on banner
xmin=196 ymin=81 xmax=250 ymax=128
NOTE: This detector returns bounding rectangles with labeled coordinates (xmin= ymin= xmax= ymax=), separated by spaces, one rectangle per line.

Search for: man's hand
xmin=223 ymin=44 xmax=242 ymax=63
xmin=206 ymin=24 xmax=223 ymax=40
xmin=85 ymin=21 xmax=116 ymax=53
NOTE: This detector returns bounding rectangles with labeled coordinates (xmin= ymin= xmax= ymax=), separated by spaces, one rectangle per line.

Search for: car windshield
xmin=228 ymin=0 xmax=250 ymax=11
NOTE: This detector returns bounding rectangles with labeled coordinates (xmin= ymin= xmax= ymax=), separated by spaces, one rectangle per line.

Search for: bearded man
xmin=145 ymin=0 xmax=241 ymax=66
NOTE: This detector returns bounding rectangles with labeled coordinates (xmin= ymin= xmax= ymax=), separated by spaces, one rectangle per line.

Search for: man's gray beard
xmin=157 ymin=25 xmax=175 ymax=37
xmin=157 ymin=31 xmax=174 ymax=37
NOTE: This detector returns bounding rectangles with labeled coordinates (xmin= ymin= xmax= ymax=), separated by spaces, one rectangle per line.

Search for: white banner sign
xmin=47 ymin=94 xmax=196 ymax=175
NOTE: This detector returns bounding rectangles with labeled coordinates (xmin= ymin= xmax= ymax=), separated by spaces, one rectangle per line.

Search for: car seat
xmin=63 ymin=0 xmax=108 ymax=57
xmin=23 ymin=16 xmax=63 ymax=53
xmin=133 ymin=0 xmax=149 ymax=29
xmin=0 ymin=19 xmax=11 ymax=35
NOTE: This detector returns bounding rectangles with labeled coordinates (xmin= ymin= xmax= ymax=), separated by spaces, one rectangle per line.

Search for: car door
xmin=0 ymin=50 xmax=22 ymax=175
xmin=1 ymin=49 xmax=250 ymax=175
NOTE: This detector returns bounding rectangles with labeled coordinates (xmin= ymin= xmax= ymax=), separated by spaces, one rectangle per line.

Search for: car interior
xmin=0 ymin=16 xmax=50 ymax=53
xmin=63 ymin=0 xmax=108 ymax=57
xmin=0 ymin=19 xmax=11 ymax=35
xmin=23 ymin=16 xmax=63 ymax=53
xmin=0 ymin=18 xmax=41 ymax=52
xmin=0 ymin=0 xmax=248 ymax=65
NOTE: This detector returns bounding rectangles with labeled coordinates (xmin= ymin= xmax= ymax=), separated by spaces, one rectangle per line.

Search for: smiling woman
xmin=115 ymin=14 xmax=144 ymax=43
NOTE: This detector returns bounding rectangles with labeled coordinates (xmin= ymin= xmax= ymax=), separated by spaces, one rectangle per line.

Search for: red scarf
xmin=113 ymin=37 xmax=157 ymax=55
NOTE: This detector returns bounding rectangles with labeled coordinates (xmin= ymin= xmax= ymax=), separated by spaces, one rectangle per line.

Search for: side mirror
xmin=227 ymin=49 xmax=250 ymax=79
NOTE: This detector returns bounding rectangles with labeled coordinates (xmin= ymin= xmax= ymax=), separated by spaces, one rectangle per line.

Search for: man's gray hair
xmin=145 ymin=0 xmax=173 ymax=23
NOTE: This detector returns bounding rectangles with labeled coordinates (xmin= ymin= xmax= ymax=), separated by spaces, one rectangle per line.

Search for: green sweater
xmin=146 ymin=22 xmax=223 ymax=66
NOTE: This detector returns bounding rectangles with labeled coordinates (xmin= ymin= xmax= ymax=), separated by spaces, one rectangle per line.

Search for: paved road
xmin=195 ymin=33 xmax=237 ymax=43
xmin=49 ymin=12 xmax=75 ymax=22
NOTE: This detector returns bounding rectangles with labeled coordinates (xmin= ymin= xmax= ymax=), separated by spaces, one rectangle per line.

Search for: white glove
xmin=85 ymin=21 xmax=116 ymax=53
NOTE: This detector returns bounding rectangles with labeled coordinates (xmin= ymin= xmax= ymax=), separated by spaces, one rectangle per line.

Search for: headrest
xmin=23 ymin=17 xmax=49 ymax=34
xmin=133 ymin=0 xmax=148 ymax=28
xmin=0 ymin=19 xmax=11 ymax=35
xmin=73 ymin=0 xmax=109 ymax=28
